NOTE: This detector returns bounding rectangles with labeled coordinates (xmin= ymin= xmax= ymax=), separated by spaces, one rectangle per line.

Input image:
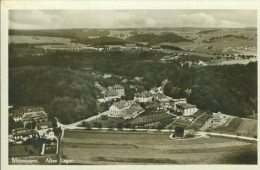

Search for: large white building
xmin=109 ymin=100 xmax=131 ymax=115
xmin=134 ymin=91 xmax=153 ymax=103
xmin=176 ymin=103 xmax=198 ymax=116
xmin=109 ymin=100 xmax=144 ymax=119
xmin=113 ymin=84 xmax=125 ymax=97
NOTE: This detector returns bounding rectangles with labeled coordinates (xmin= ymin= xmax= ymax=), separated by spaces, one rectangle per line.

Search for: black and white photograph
xmin=1 ymin=0 xmax=259 ymax=168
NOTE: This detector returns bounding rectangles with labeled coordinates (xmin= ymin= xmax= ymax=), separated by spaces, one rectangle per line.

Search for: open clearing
xmin=235 ymin=119 xmax=257 ymax=137
xmin=212 ymin=118 xmax=257 ymax=137
xmin=9 ymin=35 xmax=71 ymax=44
xmin=61 ymin=130 xmax=257 ymax=164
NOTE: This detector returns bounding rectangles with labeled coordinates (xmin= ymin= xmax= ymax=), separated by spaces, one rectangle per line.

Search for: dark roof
xmin=13 ymin=129 xmax=38 ymax=136
xmin=135 ymin=91 xmax=153 ymax=98
xmin=113 ymin=100 xmax=130 ymax=109
xmin=106 ymin=89 xmax=118 ymax=96
xmin=130 ymin=102 xmax=145 ymax=112
xmin=155 ymin=93 xmax=169 ymax=100
xmin=113 ymin=84 xmax=124 ymax=89
xmin=176 ymin=103 xmax=196 ymax=109
xmin=36 ymin=121 xmax=53 ymax=130
xmin=13 ymin=128 xmax=28 ymax=135
xmin=125 ymin=108 xmax=136 ymax=115
xmin=125 ymin=43 xmax=136 ymax=47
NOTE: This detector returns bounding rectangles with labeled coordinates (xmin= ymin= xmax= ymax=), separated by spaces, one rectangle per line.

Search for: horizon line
xmin=9 ymin=26 xmax=257 ymax=30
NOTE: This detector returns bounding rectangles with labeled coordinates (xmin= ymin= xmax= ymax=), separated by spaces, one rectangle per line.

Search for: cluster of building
xmin=159 ymin=53 xmax=208 ymax=66
xmin=43 ymin=43 xmax=97 ymax=52
xmin=135 ymin=90 xmax=198 ymax=116
xmin=105 ymin=84 xmax=198 ymax=120
xmin=235 ymin=45 xmax=256 ymax=51
xmin=42 ymin=41 xmax=192 ymax=53
xmin=9 ymin=108 xmax=56 ymax=145
xmin=95 ymin=83 xmax=125 ymax=102
xmin=211 ymin=112 xmax=225 ymax=127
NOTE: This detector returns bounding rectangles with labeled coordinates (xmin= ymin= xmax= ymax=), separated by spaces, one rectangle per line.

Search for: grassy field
xmin=9 ymin=35 xmax=71 ymax=44
xmin=211 ymin=118 xmax=257 ymax=137
xmin=235 ymin=119 xmax=257 ymax=137
xmin=61 ymin=130 xmax=257 ymax=164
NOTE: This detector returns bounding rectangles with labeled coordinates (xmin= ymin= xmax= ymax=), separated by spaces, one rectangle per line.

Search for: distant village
xmin=28 ymin=42 xmax=255 ymax=67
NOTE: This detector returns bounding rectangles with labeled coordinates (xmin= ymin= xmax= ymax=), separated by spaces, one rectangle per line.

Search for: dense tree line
xmin=9 ymin=29 xmax=110 ymax=39
xmin=9 ymin=66 xmax=97 ymax=124
xmin=126 ymin=33 xmax=192 ymax=45
xmin=197 ymin=29 xmax=218 ymax=34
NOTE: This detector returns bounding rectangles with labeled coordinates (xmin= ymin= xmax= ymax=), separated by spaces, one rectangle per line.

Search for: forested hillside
xmin=9 ymin=66 xmax=97 ymax=124
xmin=126 ymin=33 xmax=192 ymax=45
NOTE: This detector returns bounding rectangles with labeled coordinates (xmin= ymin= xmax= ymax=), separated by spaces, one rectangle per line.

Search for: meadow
xmin=9 ymin=35 xmax=71 ymax=44
xmin=61 ymin=130 xmax=257 ymax=164
xmin=212 ymin=118 xmax=257 ymax=137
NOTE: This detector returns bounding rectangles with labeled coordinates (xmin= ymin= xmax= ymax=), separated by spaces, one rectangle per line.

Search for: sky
xmin=9 ymin=10 xmax=257 ymax=29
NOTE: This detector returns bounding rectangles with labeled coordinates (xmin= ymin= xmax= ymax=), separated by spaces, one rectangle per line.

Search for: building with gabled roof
xmin=149 ymin=87 xmax=159 ymax=94
xmin=198 ymin=60 xmax=208 ymax=66
xmin=11 ymin=128 xmax=39 ymax=142
xmin=133 ymin=76 xmax=143 ymax=82
xmin=160 ymin=55 xmax=173 ymax=62
xmin=103 ymin=73 xmax=112 ymax=78
xmin=121 ymin=78 xmax=129 ymax=83
xmin=154 ymin=93 xmax=171 ymax=102
xmin=36 ymin=121 xmax=54 ymax=139
xmin=105 ymin=89 xmax=118 ymax=97
xmin=22 ymin=111 xmax=48 ymax=126
xmin=125 ymin=43 xmax=137 ymax=49
xmin=113 ymin=84 xmax=125 ymax=96
xmin=134 ymin=91 xmax=153 ymax=103
xmin=109 ymin=100 xmax=131 ymax=116
xmin=154 ymin=93 xmax=173 ymax=110
xmin=109 ymin=101 xmax=144 ymax=119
